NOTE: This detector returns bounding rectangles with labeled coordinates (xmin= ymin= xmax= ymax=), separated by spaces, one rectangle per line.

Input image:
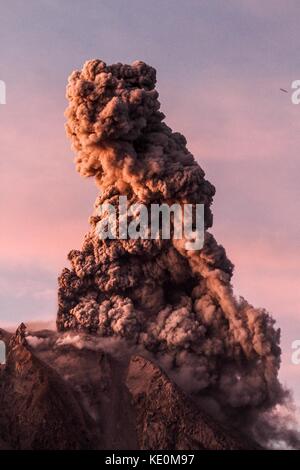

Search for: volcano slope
xmin=0 ymin=325 xmax=259 ymax=450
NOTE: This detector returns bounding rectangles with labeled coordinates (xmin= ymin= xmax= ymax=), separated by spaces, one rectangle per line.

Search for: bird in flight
xmin=280 ymin=88 xmax=288 ymax=93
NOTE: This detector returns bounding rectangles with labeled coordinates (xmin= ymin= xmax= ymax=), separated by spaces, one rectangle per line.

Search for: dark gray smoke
xmin=57 ymin=59 xmax=299 ymax=448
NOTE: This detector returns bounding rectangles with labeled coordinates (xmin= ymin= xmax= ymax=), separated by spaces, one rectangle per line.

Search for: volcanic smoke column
xmin=57 ymin=60 xmax=283 ymax=420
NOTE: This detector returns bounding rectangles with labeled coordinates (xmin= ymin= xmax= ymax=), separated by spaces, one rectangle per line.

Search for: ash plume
xmin=57 ymin=59 xmax=299 ymax=447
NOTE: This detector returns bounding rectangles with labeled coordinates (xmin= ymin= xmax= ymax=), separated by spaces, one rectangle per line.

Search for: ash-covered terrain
xmin=0 ymin=325 xmax=258 ymax=450
xmin=0 ymin=60 xmax=299 ymax=450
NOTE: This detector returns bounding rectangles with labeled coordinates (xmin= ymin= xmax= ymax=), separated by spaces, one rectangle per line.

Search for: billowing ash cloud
xmin=57 ymin=59 xmax=299 ymax=447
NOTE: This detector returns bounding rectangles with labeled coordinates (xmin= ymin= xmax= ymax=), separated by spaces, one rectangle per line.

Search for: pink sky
xmin=0 ymin=0 xmax=299 ymax=408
